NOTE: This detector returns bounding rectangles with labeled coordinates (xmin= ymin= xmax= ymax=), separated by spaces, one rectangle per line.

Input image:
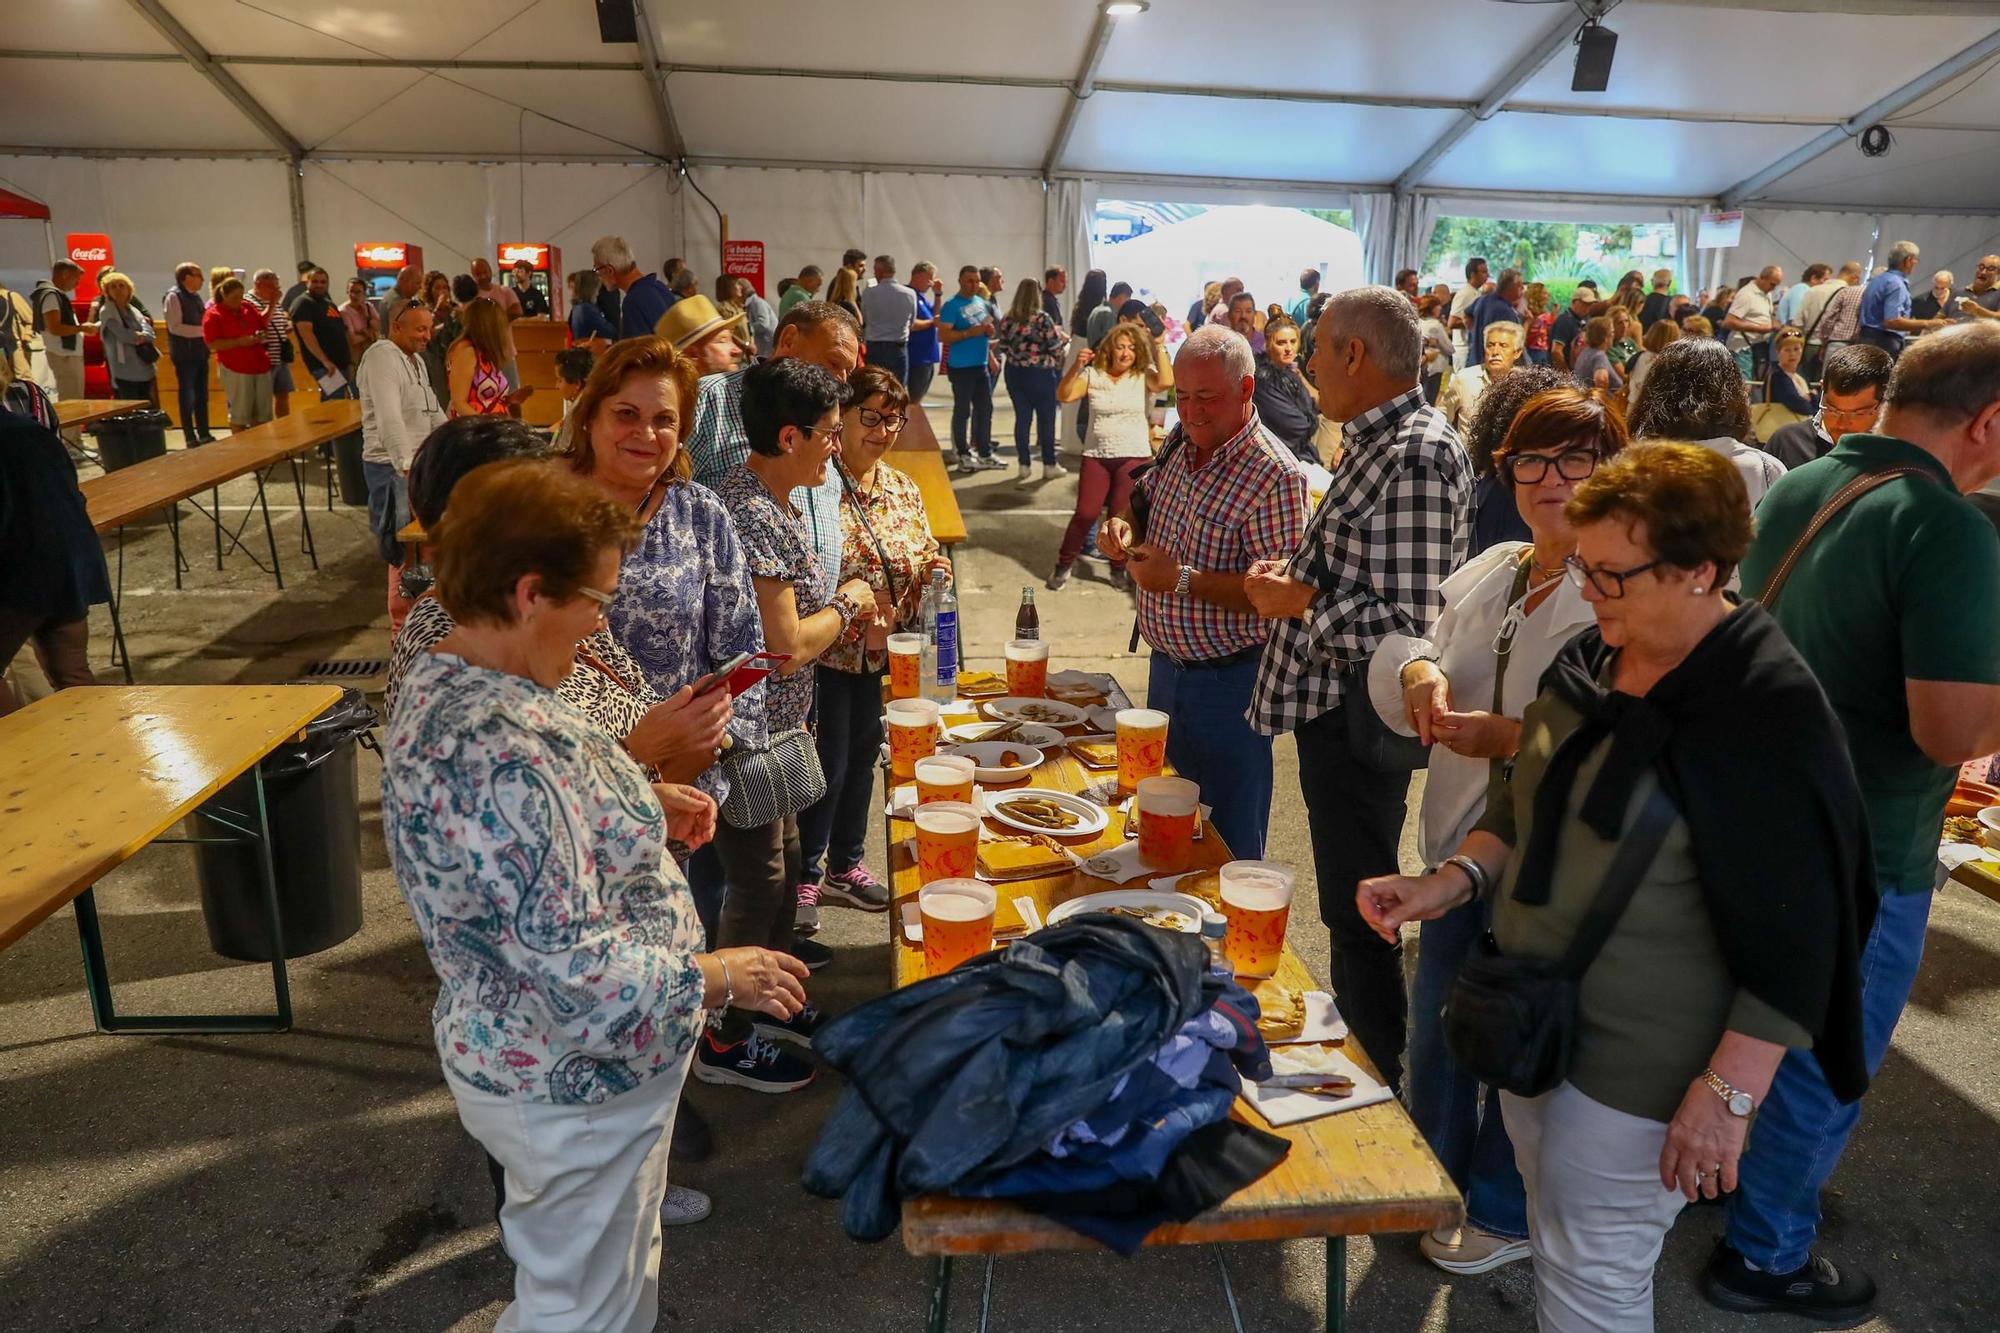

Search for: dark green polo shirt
xmin=1741 ymin=434 xmax=2000 ymax=892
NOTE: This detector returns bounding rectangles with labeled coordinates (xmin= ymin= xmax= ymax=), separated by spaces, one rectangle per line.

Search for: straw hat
xmin=655 ymin=294 xmax=746 ymax=352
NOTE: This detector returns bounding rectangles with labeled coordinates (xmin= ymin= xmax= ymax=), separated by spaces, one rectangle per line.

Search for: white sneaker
xmin=955 ymin=455 xmax=979 ymax=475
xmin=1015 ymin=462 xmax=1040 ymax=486
xmin=978 ymin=453 xmax=1009 ymax=471
xmin=1419 ymin=1222 xmax=1531 ymax=1275
xmin=661 ymin=1183 xmax=712 ymax=1227
xmin=1045 ymin=461 xmax=1069 ymax=478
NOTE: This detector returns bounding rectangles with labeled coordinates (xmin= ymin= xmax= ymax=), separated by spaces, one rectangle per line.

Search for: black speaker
xmin=1572 ymin=23 xmax=1618 ymax=93
xmin=596 ymin=0 xmax=638 ymax=44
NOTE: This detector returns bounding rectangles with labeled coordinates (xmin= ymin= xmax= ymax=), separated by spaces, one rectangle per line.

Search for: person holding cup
xmin=799 ymin=363 xmax=947 ymax=919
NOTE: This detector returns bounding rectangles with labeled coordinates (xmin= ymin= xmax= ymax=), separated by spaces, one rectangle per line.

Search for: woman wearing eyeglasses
xmin=1365 ymin=388 xmax=1626 ymax=1278
xmin=797 ymin=365 xmax=947 ymax=927
xmin=1359 ymin=442 xmax=1873 ymax=1333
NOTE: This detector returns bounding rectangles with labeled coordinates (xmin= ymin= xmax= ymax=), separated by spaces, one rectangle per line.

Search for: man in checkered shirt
xmin=1098 ymin=324 xmax=1310 ymax=859
xmin=1247 ymin=286 xmax=1472 ymax=1091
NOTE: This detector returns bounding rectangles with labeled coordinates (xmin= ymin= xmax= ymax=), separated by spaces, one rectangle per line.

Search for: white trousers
xmin=1501 ymin=1082 xmax=1687 ymax=1333
xmin=452 ymin=1055 xmax=690 ymax=1333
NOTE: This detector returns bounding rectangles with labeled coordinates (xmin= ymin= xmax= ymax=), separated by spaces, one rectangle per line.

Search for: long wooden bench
xmin=894 ymin=403 xmax=969 ymax=547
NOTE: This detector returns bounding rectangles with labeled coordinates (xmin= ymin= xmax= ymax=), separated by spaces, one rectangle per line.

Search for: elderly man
xmin=382 ymin=264 xmax=423 ymax=329
xmin=858 ymin=254 xmax=917 ymax=385
xmin=355 ymin=301 xmax=443 ymax=594
xmin=1710 ymin=323 xmax=2000 ymax=1323
xmin=1640 ymin=268 xmax=1677 ymax=329
xmin=1724 ymin=264 xmax=1784 ymax=375
xmin=1436 ymin=319 xmax=1523 ymax=437
xmin=469 ymin=257 xmax=520 ymax=321
xmin=1859 ymin=241 xmax=1948 ymax=356
xmin=590 ymin=235 xmax=674 ymax=340
xmin=1957 ymin=254 xmax=2000 ymax=322
xmin=1096 ymin=325 xmax=1309 ymax=860
xmin=1246 ymin=286 xmax=1472 ymax=1093
xmin=658 ymin=295 xmax=746 ymax=378
xmin=31 ymin=261 xmax=89 ymax=440
xmin=1548 ymin=282 xmax=1597 ymax=372
xmin=1464 ymin=267 xmax=1524 ymax=361
xmin=779 ymin=265 xmax=823 ymax=317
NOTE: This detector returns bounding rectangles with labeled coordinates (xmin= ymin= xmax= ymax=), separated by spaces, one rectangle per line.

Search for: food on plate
xmin=1013 ymin=703 xmax=1075 ymax=724
xmin=976 ymin=834 xmax=1073 ymax=882
xmin=955 ymin=669 xmax=1008 ymax=697
xmin=1256 ymin=986 xmax=1307 ymax=1041
xmin=1000 ymin=752 xmax=1028 ymax=769
xmin=1943 ymin=814 xmax=1985 ymax=844
xmin=997 ymin=796 xmax=1082 ymax=829
xmin=1176 ymin=870 xmax=1222 ymax=909
xmin=1069 ymin=739 xmax=1119 ymax=769
xmin=1104 ymin=904 xmax=1195 ymax=931
xmin=1048 ymin=685 xmax=1108 ymax=708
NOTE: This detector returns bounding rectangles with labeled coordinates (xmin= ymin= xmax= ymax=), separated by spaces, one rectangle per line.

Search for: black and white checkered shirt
xmin=1249 ymin=388 xmax=1471 ymax=735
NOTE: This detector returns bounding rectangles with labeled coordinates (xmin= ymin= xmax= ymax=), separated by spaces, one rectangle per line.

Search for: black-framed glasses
xmin=856 ymin=407 xmax=907 ymax=433
xmin=1500 ymin=447 xmax=1599 ymax=485
xmin=1564 ymin=553 xmax=1663 ymax=599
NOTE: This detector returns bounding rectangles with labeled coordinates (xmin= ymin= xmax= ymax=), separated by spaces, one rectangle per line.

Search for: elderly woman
xmin=200 ymin=276 xmax=273 ymax=430
xmin=1764 ymin=332 xmax=1816 ymax=418
xmin=564 ymin=337 xmax=823 ymax=1094
xmin=251 ymin=269 xmax=296 ymax=418
xmin=94 ymin=271 xmax=159 ymax=407
xmin=1440 ymin=319 xmax=1525 ymax=437
xmin=1052 ymin=321 xmax=1171 ymax=591
xmin=1252 ymin=316 xmax=1321 ymax=464
xmin=1369 ymin=388 xmax=1628 ymax=1277
xmin=1628 ymin=337 xmax=1786 ymax=508
xmin=797 ymin=365 xmax=947 ymax=930
xmin=382 ymin=458 xmax=806 ymax=1333
xmin=1360 ymin=443 xmax=1874 ymax=1332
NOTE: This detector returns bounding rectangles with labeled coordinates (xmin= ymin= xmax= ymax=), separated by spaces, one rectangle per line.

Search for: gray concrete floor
xmin=4 ymin=403 xmax=1998 ymax=1332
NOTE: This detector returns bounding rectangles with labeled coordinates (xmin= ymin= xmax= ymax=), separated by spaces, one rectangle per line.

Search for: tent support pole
xmin=286 ymin=155 xmax=309 ymax=264
xmin=1043 ymin=11 xmax=1118 ymax=178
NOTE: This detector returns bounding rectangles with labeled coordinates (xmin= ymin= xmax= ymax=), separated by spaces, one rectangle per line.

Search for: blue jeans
xmin=1005 ymin=364 xmax=1059 ymax=465
xmin=1725 ymin=886 xmax=1931 ymax=1272
xmin=947 ymin=364 xmax=993 ymax=459
xmin=866 ymin=340 xmax=909 ymax=385
xmin=361 ymin=459 xmax=410 ymax=566
xmin=798 ymin=664 xmax=884 ymax=883
xmin=1407 ymin=898 xmax=1529 ymax=1238
xmin=172 ymin=347 xmax=211 ymax=443
xmin=1145 ymin=653 xmax=1272 ymax=859
xmin=907 ymin=360 xmax=937 ymax=405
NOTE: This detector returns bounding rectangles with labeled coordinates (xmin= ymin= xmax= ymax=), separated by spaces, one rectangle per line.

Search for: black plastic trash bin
xmin=332 ymin=431 xmax=368 ymax=506
xmin=193 ymin=687 xmax=376 ymax=962
xmin=94 ymin=409 xmax=170 ymax=471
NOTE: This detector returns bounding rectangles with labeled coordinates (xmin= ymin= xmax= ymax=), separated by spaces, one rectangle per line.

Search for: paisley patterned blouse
xmin=822 ymin=462 xmax=940 ymax=675
xmin=713 ymin=467 xmax=828 ymax=732
xmin=382 ymin=651 xmax=706 ymax=1105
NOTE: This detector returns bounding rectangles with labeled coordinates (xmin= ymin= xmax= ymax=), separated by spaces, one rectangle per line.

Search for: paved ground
xmin=4 ymin=402 xmax=1998 ymax=1331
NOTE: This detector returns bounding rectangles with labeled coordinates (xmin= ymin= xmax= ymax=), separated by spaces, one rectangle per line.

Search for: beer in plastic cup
xmin=1135 ymin=776 xmax=1199 ymax=873
xmin=887 ymin=633 xmax=923 ymax=700
xmin=1004 ymin=638 xmax=1050 ymax=697
xmin=919 ymin=878 xmax=996 ymax=976
xmin=886 ymin=698 xmax=941 ymax=782
xmin=914 ymin=800 xmax=982 ymax=882
xmin=1115 ymin=708 xmax=1169 ymax=792
xmin=914 ymin=754 xmax=976 ymax=805
xmin=1220 ymin=860 xmax=1295 ymax=979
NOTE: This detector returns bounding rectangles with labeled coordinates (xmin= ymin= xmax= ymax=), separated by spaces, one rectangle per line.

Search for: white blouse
xmin=1367 ymin=541 xmax=1597 ymax=866
xmin=1082 ymin=367 xmax=1153 ymax=459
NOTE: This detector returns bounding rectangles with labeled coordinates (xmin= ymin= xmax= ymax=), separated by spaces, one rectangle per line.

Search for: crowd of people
xmin=8 ymin=222 xmax=2000 ymax=1333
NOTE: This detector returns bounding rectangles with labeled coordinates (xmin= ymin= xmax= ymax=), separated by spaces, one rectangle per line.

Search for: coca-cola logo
xmin=355 ymin=243 xmax=408 ymax=265
xmin=70 ymin=245 xmax=110 ymax=263
xmin=499 ymin=243 xmax=546 ymax=265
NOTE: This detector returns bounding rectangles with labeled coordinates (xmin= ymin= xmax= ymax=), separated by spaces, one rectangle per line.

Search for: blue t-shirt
xmin=1858 ymin=269 xmax=1912 ymax=350
xmin=619 ymin=273 xmax=674 ymax=340
xmin=939 ymin=294 xmax=993 ymax=370
xmin=569 ymin=300 xmax=615 ymax=344
xmin=909 ymin=294 xmax=940 ymax=366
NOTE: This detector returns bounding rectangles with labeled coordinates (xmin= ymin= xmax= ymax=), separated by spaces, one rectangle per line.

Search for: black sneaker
xmin=790 ymin=934 xmax=834 ymax=972
xmin=1701 ymin=1240 xmax=1877 ymax=1324
xmin=671 ymin=1094 xmax=712 ymax=1162
xmin=755 ymin=1000 xmax=829 ymax=1050
xmin=822 ymin=865 xmax=891 ymax=912
xmin=693 ymin=1032 xmax=816 ymax=1093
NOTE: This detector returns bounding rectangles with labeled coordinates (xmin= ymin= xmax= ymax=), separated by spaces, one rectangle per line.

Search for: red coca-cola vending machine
xmin=352 ymin=240 xmax=423 ymax=300
xmin=497 ymin=242 xmax=564 ymax=319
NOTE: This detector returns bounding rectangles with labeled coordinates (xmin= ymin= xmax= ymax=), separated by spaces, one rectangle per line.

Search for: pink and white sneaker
xmin=821 ymin=865 xmax=891 ymax=912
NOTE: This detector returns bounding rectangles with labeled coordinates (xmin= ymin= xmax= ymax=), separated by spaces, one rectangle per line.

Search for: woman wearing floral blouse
xmin=798 ymin=364 xmax=946 ymax=926
xmin=381 ymin=457 xmax=806 ymax=1333
xmin=996 ymin=277 xmax=1070 ymax=483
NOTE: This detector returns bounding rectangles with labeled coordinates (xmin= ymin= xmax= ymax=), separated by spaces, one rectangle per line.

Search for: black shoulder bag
xmin=1443 ymin=781 xmax=1677 ymax=1097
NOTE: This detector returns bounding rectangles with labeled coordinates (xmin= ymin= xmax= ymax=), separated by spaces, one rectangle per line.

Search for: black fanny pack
xmin=1443 ymin=782 xmax=1675 ymax=1097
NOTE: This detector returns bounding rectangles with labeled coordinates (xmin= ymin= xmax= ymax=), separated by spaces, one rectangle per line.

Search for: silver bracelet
xmin=715 ymin=956 xmax=736 ymax=1011
xmin=1441 ymin=855 xmax=1488 ymax=905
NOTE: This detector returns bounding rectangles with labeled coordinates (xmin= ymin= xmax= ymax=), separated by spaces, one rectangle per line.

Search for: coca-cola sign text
xmin=66 ymin=233 xmax=113 ymax=303
xmin=499 ymin=242 xmax=548 ymax=267
xmin=354 ymin=242 xmax=410 ymax=267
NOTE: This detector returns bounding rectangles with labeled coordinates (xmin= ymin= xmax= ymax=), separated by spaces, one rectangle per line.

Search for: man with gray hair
xmin=1096 ymin=323 xmax=1309 ymax=859
xmin=1858 ymin=240 xmax=1947 ymax=357
xmin=858 ymin=254 xmax=917 ymax=385
xmin=1246 ymin=284 xmax=1472 ymax=1093
xmin=590 ymin=234 xmax=673 ymax=341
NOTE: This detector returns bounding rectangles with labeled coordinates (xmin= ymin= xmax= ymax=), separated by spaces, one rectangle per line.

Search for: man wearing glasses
xmin=1958 ymin=255 xmax=2000 ymax=322
xmin=1766 ymin=343 xmax=1893 ymax=471
xmin=589 ymin=234 xmax=674 ymax=341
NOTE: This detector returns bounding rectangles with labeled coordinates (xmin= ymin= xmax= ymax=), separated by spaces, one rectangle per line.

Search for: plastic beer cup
xmin=1004 ymin=639 xmax=1050 ymax=697
xmin=885 ymin=698 xmax=941 ymax=782
xmin=1220 ymin=860 xmax=1295 ymax=979
xmin=1135 ymin=776 xmax=1199 ymax=873
xmin=914 ymin=800 xmax=982 ymax=882
xmin=1115 ymin=708 xmax=1169 ymax=792
xmin=914 ymin=754 xmax=976 ymax=806
xmin=887 ymin=633 xmax=923 ymax=700
xmin=919 ymin=878 xmax=996 ymax=976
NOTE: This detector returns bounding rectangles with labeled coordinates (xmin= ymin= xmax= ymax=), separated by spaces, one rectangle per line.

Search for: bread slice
xmin=976 ymin=834 xmax=1074 ymax=882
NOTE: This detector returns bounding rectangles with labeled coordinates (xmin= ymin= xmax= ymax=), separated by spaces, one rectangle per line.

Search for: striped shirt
xmin=1136 ymin=411 xmax=1309 ymax=663
xmin=1250 ymin=388 xmax=1470 ymax=735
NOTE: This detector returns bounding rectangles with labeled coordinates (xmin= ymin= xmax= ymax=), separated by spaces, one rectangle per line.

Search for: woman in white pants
xmin=1359 ymin=444 xmax=1875 ymax=1331
xmin=381 ymin=458 xmax=807 ymax=1332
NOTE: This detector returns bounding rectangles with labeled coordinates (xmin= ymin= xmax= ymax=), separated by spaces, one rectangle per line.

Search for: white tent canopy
xmin=4 ymin=0 xmax=1998 ymax=303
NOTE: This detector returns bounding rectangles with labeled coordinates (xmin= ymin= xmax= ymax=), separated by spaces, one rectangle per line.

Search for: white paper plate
xmin=1046 ymin=889 xmax=1209 ymax=933
xmin=939 ymin=741 xmax=1045 ymax=784
xmin=982 ymin=787 xmax=1108 ymax=838
xmin=982 ymin=697 xmax=1090 ymax=728
xmin=1084 ymin=704 xmax=1122 ymax=733
xmin=944 ymin=720 xmax=1066 ymax=748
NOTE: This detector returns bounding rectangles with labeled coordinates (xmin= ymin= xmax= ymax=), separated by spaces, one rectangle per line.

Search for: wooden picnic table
xmin=0 ymin=684 xmax=341 ymax=1033
xmin=893 ymin=405 xmax=969 ymax=547
xmin=1949 ymin=858 xmax=2000 ymax=906
xmin=54 ymin=398 xmax=152 ymax=430
xmin=883 ymin=678 xmax=1460 ymax=1333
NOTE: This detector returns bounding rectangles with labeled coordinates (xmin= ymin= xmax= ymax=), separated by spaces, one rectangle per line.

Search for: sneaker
xmin=693 ymin=1031 xmax=816 ymax=1093
xmin=670 ymin=1095 xmax=712 ymax=1163
xmin=1418 ymin=1223 xmax=1531 ymax=1276
xmin=956 ymin=454 xmax=979 ymax=475
xmin=1045 ymin=461 xmax=1069 ymax=478
xmin=1701 ymin=1241 xmax=1877 ymax=1323
xmin=1110 ymin=565 xmax=1133 ymax=593
xmin=795 ymin=880 xmax=822 ymax=936
xmin=1047 ymin=563 xmax=1072 ymax=591
xmin=755 ymin=1000 xmax=829 ymax=1050
xmin=660 ymin=1183 xmax=711 ymax=1226
xmin=978 ymin=453 xmax=1009 ymax=471
xmin=822 ymin=865 xmax=891 ymax=912
xmin=1078 ymin=545 xmax=1108 ymax=564
xmin=1015 ymin=462 xmax=1038 ymax=485
xmin=790 ymin=934 xmax=834 ymax=971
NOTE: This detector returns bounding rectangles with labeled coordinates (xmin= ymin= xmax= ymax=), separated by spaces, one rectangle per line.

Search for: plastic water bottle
xmin=923 ymin=568 xmax=957 ymax=702
xmin=1200 ymin=911 xmax=1233 ymax=977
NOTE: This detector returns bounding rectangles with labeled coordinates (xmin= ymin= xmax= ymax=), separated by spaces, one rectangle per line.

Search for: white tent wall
xmin=1732 ymin=208 xmax=2000 ymax=290
xmin=1878 ymin=214 xmax=2000 ymax=289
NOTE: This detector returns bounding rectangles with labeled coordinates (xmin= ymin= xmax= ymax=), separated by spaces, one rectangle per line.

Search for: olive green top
xmin=1475 ymin=677 xmax=1810 ymax=1122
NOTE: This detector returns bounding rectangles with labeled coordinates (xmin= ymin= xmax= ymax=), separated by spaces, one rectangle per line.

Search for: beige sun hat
xmin=654 ymin=294 xmax=746 ymax=352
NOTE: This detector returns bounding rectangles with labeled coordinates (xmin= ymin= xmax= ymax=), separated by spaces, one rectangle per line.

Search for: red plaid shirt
xmin=1135 ymin=411 xmax=1309 ymax=662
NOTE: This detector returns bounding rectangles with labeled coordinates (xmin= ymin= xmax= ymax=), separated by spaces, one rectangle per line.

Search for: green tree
xmin=1304 ymin=208 xmax=1354 ymax=230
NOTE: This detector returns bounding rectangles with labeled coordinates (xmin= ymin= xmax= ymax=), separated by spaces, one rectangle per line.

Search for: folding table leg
xmin=105 ymin=587 xmax=134 ymax=684
xmin=290 ymin=456 xmax=319 ymax=568
xmin=255 ymin=470 xmax=285 ymax=591
xmin=1214 ymin=1251 xmax=1247 ymax=1333
xmin=925 ymin=1256 xmax=953 ymax=1333
xmin=168 ymin=502 xmax=186 ymax=588
xmin=977 ymin=1256 xmax=994 ymax=1333
xmin=1325 ymin=1235 xmax=1347 ymax=1333
xmin=212 ymin=485 xmax=224 ymax=569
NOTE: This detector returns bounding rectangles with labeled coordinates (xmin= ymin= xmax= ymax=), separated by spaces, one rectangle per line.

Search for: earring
xmin=1691 ymin=585 xmax=1706 ymax=595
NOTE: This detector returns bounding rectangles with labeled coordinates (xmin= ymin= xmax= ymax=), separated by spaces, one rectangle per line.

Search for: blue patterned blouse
xmin=382 ymin=651 xmax=706 ymax=1105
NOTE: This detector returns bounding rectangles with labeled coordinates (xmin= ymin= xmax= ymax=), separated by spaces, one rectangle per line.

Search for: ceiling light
xmin=1103 ymin=1 xmax=1149 ymax=15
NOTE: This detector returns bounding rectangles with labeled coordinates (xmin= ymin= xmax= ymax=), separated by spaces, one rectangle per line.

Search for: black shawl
xmin=1512 ymin=600 xmax=1877 ymax=1103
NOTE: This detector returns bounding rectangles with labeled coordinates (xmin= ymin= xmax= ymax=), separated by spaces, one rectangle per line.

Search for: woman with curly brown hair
xmin=1051 ymin=320 xmax=1172 ymax=590
xmin=1627 ymin=336 xmax=1786 ymax=508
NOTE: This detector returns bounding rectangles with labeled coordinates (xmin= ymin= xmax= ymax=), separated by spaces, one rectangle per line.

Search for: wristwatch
xmin=1701 ymin=1068 xmax=1756 ymax=1117
xmin=1174 ymin=564 xmax=1194 ymax=597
